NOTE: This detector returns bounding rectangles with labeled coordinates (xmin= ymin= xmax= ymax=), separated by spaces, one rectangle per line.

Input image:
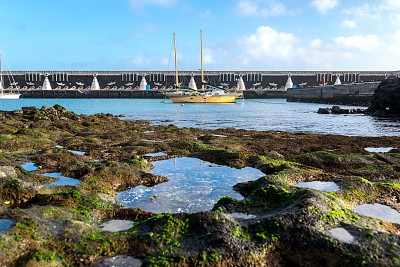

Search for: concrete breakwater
xmin=287 ymin=82 xmax=380 ymax=106
xmin=17 ymin=89 xmax=287 ymax=99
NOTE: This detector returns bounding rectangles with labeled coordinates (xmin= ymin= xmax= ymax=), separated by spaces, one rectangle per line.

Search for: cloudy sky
xmin=0 ymin=0 xmax=399 ymax=71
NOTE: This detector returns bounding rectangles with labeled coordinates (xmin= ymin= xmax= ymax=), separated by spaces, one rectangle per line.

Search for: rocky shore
xmin=366 ymin=77 xmax=400 ymax=117
xmin=0 ymin=105 xmax=399 ymax=266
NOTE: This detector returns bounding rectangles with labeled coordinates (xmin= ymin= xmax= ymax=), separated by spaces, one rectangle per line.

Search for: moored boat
xmin=165 ymin=31 xmax=240 ymax=103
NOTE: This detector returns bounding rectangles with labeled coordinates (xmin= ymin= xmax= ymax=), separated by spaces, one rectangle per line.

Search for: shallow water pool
xmin=0 ymin=219 xmax=14 ymax=233
xmin=43 ymin=172 xmax=81 ymax=187
xmin=354 ymin=203 xmax=400 ymax=224
xmin=117 ymin=157 xmax=264 ymax=213
xmin=21 ymin=162 xmax=38 ymax=171
xmin=295 ymin=181 xmax=340 ymax=192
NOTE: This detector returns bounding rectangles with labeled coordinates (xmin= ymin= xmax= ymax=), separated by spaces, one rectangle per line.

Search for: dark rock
xmin=318 ymin=106 xmax=365 ymax=114
xmin=366 ymin=77 xmax=400 ymax=117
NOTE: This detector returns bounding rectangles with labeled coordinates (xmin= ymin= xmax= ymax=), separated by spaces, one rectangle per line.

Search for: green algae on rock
xmin=0 ymin=105 xmax=399 ymax=266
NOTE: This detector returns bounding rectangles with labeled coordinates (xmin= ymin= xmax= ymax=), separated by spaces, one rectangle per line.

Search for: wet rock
xmin=318 ymin=106 xmax=365 ymax=114
xmin=0 ymin=105 xmax=399 ymax=266
xmin=366 ymin=77 xmax=400 ymax=117
xmin=0 ymin=166 xmax=17 ymax=178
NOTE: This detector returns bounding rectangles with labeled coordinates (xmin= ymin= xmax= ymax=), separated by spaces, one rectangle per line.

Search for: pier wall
xmin=2 ymin=70 xmax=397 ymax=92
xmin=287 ymin=82 xmax=380 ymax=106
xmin=17 ymin=89 xmax=286 ymax=99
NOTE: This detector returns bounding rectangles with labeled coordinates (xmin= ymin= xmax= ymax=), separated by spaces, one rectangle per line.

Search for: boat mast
xmin=174 ymin=32 xmax=178 ymax=91
xmin=200 ymin=30 xmax=204 ymax=91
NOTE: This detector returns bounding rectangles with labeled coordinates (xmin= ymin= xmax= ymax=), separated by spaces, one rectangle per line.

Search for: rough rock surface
xmin=366 ymin=77 xmax=400 ymax=117
xmin=0 ymin=105 xmax=399 ymax=266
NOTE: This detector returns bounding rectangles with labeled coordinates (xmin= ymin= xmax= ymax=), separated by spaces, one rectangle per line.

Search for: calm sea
xmin=1 ymin=98 xmax=399 ymax=136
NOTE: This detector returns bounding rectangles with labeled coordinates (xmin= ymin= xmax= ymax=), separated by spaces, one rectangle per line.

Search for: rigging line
xmin=0 ymin=45 xmax=16 ymax=86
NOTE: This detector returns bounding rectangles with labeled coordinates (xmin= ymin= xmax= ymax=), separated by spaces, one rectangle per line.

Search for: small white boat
xmin=107 ymin=82 xmax=116 ymax=86
xmin=57 ymin=82 xmax=66 ymax=86
xmin=299 ymin=82 xmax=307 ymax=88
xmin=76 ymin=82 xmax=84 ymax=86
xmin=125 ymin=82 xmax=134 ymax=86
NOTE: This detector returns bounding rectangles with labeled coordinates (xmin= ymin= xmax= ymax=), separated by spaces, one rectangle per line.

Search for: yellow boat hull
xmin=166 ymin=93 xmax=237 ymax=103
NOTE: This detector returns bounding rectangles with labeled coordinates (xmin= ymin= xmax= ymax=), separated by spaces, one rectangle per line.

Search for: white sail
xmin=42 ymin=75 xmax=52 ymax=90
xmin=139 ymin=75 xmax=147 ymax=90
xmin=334 ymin=75 xmax=342 ymax=85
xmin=285 ymin=75 xmax=293 ymax=90
xmin=188 ymin=74 xmax=197 ymax=90
xmin=237 ymin=75 xmax=246 ymax=91
xmin=90 ymin=75 xmax=100 ymax=90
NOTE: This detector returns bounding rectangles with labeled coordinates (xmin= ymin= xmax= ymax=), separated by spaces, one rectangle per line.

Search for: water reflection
xmin=68 ymin=150 xmax=86 ymax=156
xmin=328 ymin=227 xmax=355 ymax=244
xmin=43 ymin=172 xmax=81 ymax=187
xmin=117 ymin=157 xmax=264 ymax=213
xmin=354 ymin=203 xmax=400 ymax=224
xmin=144 ymin=152 xmax=168 ymax=157
xmin=364 ymin=147 xmax=395 ymax=153
xmin=100 ymin=220 xmax=134 ymax=232
xmin=90 ymin=256 xmax=142 ymax=267
xmin=0 ymin=219 xmax=14 ymax=232
xmin=295 ymin=181 xmax=340 ymax=192
xmin=21 ymin=162 xmax=38 ymax=171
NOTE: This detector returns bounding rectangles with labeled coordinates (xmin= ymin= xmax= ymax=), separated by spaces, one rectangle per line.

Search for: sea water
xmin=1 ymin=98 xmax=399 ymax=136
xmin=117 ymin=157 xmax=264 ymax=213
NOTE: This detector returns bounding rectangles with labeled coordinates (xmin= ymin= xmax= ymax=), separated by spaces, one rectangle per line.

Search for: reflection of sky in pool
xmin=144 ymin=152 xmax=168 ymax=157
xmin=0 ymin=219 xmax=14 ymax=232
xmin=100 ymin=220 xmax=134 ymax=232
xmin=68 ymin=150 xmax=86 ymax=155
xmin=365 ymin=147 xmax=395 ymax=153
xmin=43 ymin=172 xmax=81 ymax=187
xmin=354 ymin=203 xmax=400 ymax=224
xmin=295 ymin=181 xmax=340 ymax=192
xmin=117 ymin=157 xmax=264 ymax=213
xmin=328 ymin=227 xmax=355 ymax=244
xmin=21 ymin=162 xmax=38 ymax=171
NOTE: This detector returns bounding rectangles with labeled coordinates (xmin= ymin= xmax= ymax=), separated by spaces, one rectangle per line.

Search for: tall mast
xmin=200 ymin=30 xmax=204 ymax=91
xmin=174 ymin=32 xmax=178 ymax=91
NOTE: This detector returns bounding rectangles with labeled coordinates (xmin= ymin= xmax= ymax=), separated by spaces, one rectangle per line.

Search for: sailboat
xmin=0 ymin=53 xmax=20 ymax=99
xmin=166 ymin=31 xmax=239 ymax=103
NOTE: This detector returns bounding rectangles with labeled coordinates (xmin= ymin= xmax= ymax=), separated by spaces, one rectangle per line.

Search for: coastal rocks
xmin=366 ymin=77 xmax=400 ymax=117
xmin=0 ymin=106 xmax=400 ymax=266
xmin=317 ymin=106 xmax=365 ymax=114
xmin=0 ymin=166 xmax=17 ymax=179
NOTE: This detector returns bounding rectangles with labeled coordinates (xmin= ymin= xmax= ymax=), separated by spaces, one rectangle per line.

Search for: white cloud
xmin=236 ymin=0 xmax=288 ymax=17
xmin=333 ymin=35 xmax=381 ymax=52
xmin=342 ymin=19 xmax=357 ymax=29
xmin=129 ymin=0 xmax=178 ymax=9
xmin=237 ymin=26 xmax=296 ymax=65
xmin=344 ymin=3 xmax=376 ymax=19
xmin=310 ymin=39 xmax=322 ymax=48
xmin=311 ymin=0 xmax=338 ymax=14
xmin=229 ymin=26 xmax=396 ymax=70
xmin=381 ymin=0 xmax=400 ymax=10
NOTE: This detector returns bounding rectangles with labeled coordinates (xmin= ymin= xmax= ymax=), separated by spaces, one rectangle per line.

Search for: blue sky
xmin=0 ymin=0 xmax=399 ymax=71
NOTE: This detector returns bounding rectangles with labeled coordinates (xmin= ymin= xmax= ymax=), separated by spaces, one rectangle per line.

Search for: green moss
xmin=249 ymin=220 xmax=281 ymax=242
xmin=33 ymin=251 xmax=64 ymax=262
xmin=233 ymin=226 xmax=250 ymax=240
xmin=84 ymin=230 xmax=104 ymax=241
xmin=212 ymin=196 xmax=239 ymax=210
xmin=249 ymin=184 xmax=306 ymax=211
